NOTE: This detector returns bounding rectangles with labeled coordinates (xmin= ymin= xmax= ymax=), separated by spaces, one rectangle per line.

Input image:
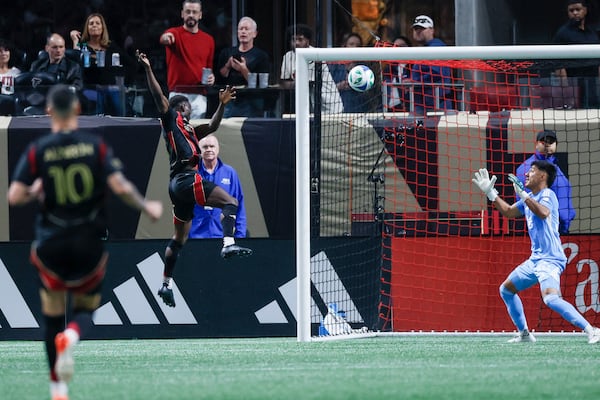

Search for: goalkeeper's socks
xmin=499 ymin=285 xmax=527 ymax=331
xmin=543 ymin=294 xmax=589 ymax=330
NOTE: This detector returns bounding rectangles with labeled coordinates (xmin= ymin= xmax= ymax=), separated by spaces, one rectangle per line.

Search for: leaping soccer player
xmin=137 ymin=50 xmax=252 ymax=308
xmin=472 ymin=161 xmax=600 ymax=343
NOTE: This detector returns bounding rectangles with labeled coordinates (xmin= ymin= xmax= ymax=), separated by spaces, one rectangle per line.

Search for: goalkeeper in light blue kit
xmin=472 ymin=160 xmax=600 ymax=343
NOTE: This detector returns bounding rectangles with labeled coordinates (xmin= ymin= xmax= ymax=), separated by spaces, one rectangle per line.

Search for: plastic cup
xmin=111 ymin=53 xmax=121 ymax=67
xmin=96 ymin=50 xmax=105 ymax=67
xmin=258 ymin=73 xmax=269 ymax=88
xmin=247 ymin=73 xmax=257 ymax=88
xmin=201 ymin=68 xmax=212 ymax=85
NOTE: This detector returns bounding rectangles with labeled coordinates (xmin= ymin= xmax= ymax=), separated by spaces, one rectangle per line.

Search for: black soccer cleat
xmin=157 ymin=283 xmax=176 ymax=307
xmin=220 ymin=244 xmax=253 ymax=259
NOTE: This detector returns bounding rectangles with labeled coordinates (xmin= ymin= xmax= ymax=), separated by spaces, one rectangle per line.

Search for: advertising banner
xmin=391 ymin=235 xmax=600 ymax=331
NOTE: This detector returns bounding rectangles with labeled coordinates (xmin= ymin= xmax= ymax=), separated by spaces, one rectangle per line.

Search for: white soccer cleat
xmin=50 ymin=380 xmax=69 ymax=400
xmin=587 ymin=327 xmax=600 ymax=344
xmin=507 ymin=329 xmax=536 ymax=343
xmin=54 ymin=332 xmax=75 ymax=382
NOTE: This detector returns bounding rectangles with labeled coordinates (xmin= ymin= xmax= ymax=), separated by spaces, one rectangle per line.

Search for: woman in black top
xmin=70 ymin=13 xmax=131 ymax=116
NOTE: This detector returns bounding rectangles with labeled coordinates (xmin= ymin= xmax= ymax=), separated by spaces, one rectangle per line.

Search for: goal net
xmin=295 ymin=44 xmax=600 ymax=342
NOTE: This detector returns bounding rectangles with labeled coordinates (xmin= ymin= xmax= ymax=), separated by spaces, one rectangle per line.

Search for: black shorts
xmin=31 ymin=226 xmax=107 ymax=294
xmin=169 ymin=171 xmax=217 ymax=222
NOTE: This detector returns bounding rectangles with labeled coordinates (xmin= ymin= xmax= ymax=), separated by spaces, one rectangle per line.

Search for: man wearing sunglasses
xmin=515 ymin=130 xmax=575 ymax=234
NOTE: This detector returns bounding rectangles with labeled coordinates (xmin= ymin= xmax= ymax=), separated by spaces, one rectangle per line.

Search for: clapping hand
xmin=70 ymin=30 xmax=81 ymax=45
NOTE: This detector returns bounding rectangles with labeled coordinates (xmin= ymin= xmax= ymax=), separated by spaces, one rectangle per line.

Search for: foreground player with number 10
xmin=8 ymin=85 xmax=164 ymax=400
xmin=472 ymin=161 xmax=600 ymax=344
xmin=137 ymin=50 xmax=252 ymax=308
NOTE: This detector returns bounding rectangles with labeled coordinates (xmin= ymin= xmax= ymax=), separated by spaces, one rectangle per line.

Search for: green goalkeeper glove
xmin=508 ymin=173 xmax=530 ymax=201
xmin=472 ymin=168 xmax=498 ymax=202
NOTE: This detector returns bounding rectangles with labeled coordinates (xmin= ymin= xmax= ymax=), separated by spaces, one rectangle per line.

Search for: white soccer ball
xmin=347 ymin=64 xmax=375 ymax=92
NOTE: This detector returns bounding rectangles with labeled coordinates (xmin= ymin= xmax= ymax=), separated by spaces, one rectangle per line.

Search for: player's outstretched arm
xmin=194 ymin=86 xmax=236 ymax=140
xmin=107 ymin=172 xmax=163 ymax=221
xmin=136 ymin=50 xmax=169 ymax=115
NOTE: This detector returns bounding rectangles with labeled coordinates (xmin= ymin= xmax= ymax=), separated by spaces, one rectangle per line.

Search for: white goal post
xmin=295 ymin=44 xmax=600 ymax=342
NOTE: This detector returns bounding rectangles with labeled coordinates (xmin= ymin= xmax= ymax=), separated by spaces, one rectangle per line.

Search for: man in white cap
xmin=409 ymin=15 xmax=453 ymax=114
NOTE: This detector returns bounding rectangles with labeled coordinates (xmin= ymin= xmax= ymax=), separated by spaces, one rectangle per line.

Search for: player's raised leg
xmin=205 ymin=185 xmax=252 ymax=259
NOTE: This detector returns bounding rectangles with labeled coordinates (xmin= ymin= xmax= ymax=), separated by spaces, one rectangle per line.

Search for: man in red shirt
xmin=160 ymin=0 xmax=215 ymax=119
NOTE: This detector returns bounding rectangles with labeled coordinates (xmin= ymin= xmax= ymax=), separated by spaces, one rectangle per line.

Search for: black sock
xmin=70 ymin=309 xmax=94 ymax=339
xmin=221 ymin=203 xmax=238 ymax=238
xmin=44 ymin=315 xmax=65 ymax=379
xmin=164 ymin=239 xmax=183 ymax=277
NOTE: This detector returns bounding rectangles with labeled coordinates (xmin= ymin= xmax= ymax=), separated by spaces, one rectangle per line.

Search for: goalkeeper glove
xmin=472 ymin=168 xmax=498 ymax=202
xmin=508 ymin=173 xmax=530 ymax=201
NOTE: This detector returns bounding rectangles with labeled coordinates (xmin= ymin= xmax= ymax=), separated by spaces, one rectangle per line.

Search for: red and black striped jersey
xmin=160 ymin=107 xmax=200 ymax=179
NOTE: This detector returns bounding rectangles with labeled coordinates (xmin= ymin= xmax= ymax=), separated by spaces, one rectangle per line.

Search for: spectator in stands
xmin=216 ymin=16 xmax=271 ymax=117
xmin=70 ymin=13 xmax=132 ymax=116
xmin=329 ymin=32 xmax=373 ymax=113
xmin=189 ymin=134 xmax=247 ymax=238
xmin=409 ymin=15 xmax=453 ymax=115
xmin=161 ymin=0 xmax=215 ymax=119
xmin=515 ymin=130 xmax=575 ymax=235
xmin=30 ymin=33 xmax=83 ymax=91
xmin=553 ymin=1 xmax=600 ymax=108
xmin=0 ymin=38 xmax=21 ymax=115
xmin=280 ymin=24 xmax=343 ymax=114
xmin=383 ymin=36 xmax=412 ymax=112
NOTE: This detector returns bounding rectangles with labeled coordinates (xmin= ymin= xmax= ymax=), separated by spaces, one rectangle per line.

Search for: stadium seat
xmin=13 ymin=71 xmax=57 ymax=116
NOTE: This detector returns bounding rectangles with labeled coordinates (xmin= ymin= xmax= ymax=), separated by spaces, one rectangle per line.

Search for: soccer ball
xmin=347 ymin=65 xmax=375 ymax=92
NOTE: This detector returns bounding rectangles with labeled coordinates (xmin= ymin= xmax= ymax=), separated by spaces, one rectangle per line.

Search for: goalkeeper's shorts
xmin=508 ymin=259 xmax=564 ymax=292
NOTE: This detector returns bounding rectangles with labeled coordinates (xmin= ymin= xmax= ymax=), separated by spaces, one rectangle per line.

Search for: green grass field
xmin=2 ymin=335 xmax=600 ymax=399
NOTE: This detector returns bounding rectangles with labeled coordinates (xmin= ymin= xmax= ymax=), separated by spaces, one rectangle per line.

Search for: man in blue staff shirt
xmin=189 ymin=134 xmax=247 ymax=238
xmin=516 ymin=130 xmax=575 ymax=234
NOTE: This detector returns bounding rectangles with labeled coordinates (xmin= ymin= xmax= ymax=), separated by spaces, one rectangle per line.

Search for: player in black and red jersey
xmin=7 ymin=84 xmax=163 ymax=400
xmin=137 ymin=50 xmax=252 ymax=308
